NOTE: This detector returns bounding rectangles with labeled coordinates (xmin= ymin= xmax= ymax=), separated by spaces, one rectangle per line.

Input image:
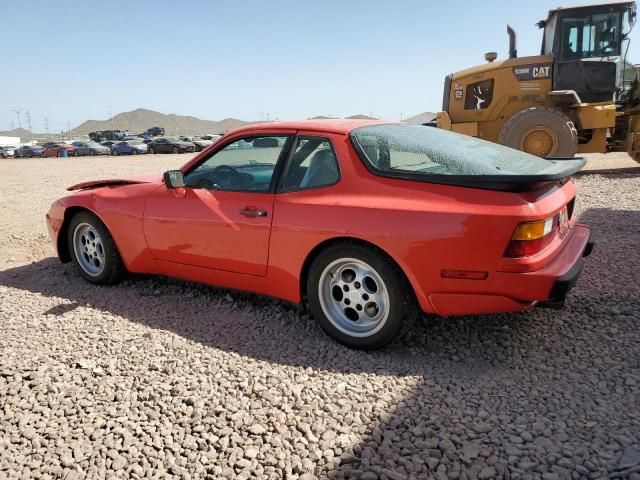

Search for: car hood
xmin=67 ymin=174 xmax=162 ymax=191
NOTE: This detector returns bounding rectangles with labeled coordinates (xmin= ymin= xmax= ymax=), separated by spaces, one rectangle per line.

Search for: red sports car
xmin=46 ymin=120 xmax=593 ymax=349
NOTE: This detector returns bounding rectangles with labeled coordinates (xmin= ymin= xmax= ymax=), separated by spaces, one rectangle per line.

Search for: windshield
xmin=349 ymin=124 xmax=584 ymax=178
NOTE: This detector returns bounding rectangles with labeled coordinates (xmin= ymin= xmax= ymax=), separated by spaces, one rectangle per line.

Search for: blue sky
xmin=1 ymin=0 xmax=636 ymax=132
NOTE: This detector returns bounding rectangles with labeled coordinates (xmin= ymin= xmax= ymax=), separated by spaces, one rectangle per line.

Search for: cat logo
xmin=533 ymin=66 xmax=551 ymax=78
xmin=512 ymin=63 xmax=553 ymax=81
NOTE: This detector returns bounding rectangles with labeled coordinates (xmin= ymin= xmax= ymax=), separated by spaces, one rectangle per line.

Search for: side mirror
xmin=163 ymin=170 xmax=185 ymax=188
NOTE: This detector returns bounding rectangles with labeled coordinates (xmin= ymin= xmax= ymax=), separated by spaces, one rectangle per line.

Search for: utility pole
xmin=44 ymin=118 xmax=49 ymax=140
xmin=108 ymin=111 xmax=115 ymax=132
xmin=11 ymin=109 xmax=23 ymax=145
xmin=67 ymin=121 xmax=71 ymax=141
xmin=26 ymin=111 xmax=33 ymax=143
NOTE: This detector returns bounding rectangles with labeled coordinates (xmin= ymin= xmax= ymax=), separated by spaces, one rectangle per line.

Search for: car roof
xmin=227 ymin=119 xmax=387 ymax=136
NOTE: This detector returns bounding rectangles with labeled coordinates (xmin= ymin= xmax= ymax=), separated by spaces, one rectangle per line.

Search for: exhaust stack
xmin=507 ymin=25 xmax=517 ymax=58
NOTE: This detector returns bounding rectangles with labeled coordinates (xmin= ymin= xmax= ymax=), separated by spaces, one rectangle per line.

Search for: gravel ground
xmin=0 ymin=153 xmax=639 ymax=480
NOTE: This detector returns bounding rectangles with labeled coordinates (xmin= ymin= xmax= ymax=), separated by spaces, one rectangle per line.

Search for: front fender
xmin=46 ymin=184 xmax=161 ymax=274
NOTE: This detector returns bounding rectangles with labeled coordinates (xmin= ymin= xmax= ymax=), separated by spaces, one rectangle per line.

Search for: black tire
xmin=306 ymin=243 xmax=418 ymax=350
xmin=172 ymin=146 xmax=179 ymax=154
xmin=90 ymin=150 xmax=96 ymax=156
xmin=498 ymin=106 xmax=578 ymax=158
xmin=148 ymin=147 xmax=154 ymax=154
xmin=67 ymin=211 xmax=126 ymax=285
xmin=113 ymin=149 xmax=119 ymax=156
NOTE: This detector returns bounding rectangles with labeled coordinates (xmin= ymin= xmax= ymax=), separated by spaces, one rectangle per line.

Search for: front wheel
xmin=172 ymin=146 xmax=179 ymax=154
xmin=307 ymin=244 xmax=418 ymax=350
xmin=68 ymin=212 xmax=125 ymax=284
xmin=498 ymin=106 xmax=577 ymax=158
xmin=148 ymin=147 xmax=154 ymax=154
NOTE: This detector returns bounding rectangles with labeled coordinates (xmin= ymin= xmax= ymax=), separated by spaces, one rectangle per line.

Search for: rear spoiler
xmin=363 ymin=157 xmax=586 ymax=192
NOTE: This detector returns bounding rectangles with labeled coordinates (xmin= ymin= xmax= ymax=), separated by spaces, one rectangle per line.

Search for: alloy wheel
xmin=318 ymin=258 xmax=390 ymax=338
xmin=72 ymin=222 xmax=106 ymax=276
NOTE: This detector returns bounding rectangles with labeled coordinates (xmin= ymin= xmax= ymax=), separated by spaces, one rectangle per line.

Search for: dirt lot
xmin=0 ymin=152 xmax=639 ymax=479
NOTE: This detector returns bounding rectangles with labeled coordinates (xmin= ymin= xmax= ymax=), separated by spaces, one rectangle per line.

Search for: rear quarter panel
xmin=268 ymin=131 xmax=577 ymax=312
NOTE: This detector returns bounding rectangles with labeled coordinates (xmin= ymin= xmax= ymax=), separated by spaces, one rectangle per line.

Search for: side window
xmin=464 ymin=79 xmax=494 ymax=110
xmin=185 ymin=135 xmax=289 ymax=192
xmin=280 ymin=137 xmax=340 ymax=191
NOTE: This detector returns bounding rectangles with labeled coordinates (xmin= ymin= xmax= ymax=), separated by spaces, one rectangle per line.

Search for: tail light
xmin=505 ymin=208 xmax=567 ymax=258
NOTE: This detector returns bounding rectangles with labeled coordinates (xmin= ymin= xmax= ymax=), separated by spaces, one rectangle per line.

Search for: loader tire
xmin=498 ymin=106 xmax=578 ymax=158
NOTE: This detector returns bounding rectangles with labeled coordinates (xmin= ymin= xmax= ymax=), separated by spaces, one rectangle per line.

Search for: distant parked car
xmin=180 ymin=135 xmax=212 ymax=152
xmin=14 ymin=145 xmax=45 ymax=158
xmin=200 ymin=134 xmax=222 ymax=142
xmin=112 ymin=141 xmax=148 ymax=155
xmin=147 ymin=136 xmax=195 ymax=154
xmin=71 ymin=141 xmax=111 ymax=156
xmin=0 ymin=146 xmax=17 ymax=158
xmin=100 ymin=141 xmax=118 ymax=151
xmin=144 ymin=127 xmax=165 ymax=137
xmin=42 ymin=143 xmax=75 ymax=157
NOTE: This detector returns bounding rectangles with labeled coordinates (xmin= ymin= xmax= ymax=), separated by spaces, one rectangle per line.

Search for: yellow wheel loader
xmin=436 ymin=1 xmax=640 ymax=161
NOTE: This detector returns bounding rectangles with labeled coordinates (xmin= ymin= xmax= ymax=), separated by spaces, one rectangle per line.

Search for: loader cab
xmin=539 ymin=1 xmax=636 ymax=102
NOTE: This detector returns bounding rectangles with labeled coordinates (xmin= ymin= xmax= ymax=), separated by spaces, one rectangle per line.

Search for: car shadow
xmin=0 ymin=256 xmax=540 ymax=377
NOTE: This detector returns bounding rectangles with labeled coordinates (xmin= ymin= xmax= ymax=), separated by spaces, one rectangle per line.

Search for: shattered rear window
xmin=349 ymin=124 xmax=582 ymax=177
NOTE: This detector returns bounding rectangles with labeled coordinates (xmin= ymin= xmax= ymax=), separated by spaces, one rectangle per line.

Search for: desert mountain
xmin=71 ymin=108 xmax=254 ymax=136
xmin=0 ymin=127 xmax=32 ymax=139
xmin=401 ymin=112 xmax=437 ymax=125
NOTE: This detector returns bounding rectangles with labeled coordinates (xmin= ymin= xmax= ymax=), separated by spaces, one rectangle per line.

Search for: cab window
xmin=185 ymin=135 xmax=290 ymax=191
xmin=559 ymin=12 xmax=621 ymax=58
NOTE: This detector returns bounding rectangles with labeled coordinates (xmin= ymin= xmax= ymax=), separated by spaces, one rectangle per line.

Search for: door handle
xmin=239 ymin=207 xmax=268 ymax=218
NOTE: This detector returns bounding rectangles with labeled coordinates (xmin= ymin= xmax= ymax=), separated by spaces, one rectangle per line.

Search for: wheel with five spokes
xmin=307 ymin=243 xmax=418 ymax=350
xmin=68 ymin=211 xmax=125 ymax=284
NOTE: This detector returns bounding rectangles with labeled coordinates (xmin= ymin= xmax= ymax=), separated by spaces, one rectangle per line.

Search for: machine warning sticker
xmin=512 ymin=63 xmax=552 ymax=81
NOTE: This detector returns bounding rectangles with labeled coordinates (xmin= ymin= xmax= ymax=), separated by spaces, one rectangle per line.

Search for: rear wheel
xmin=498 ymin=107 xmax=577 ymax=158
xmin=90 ymin=150 xmax=96 ymax=156
xmin=307 ymin=244 xmax=418 ymax=350
xmin=131 ymin=149 xmax=137 ymax=155
xmin=172 ymin=146 xmax=179 ymax=154
xmin=148 ymin=147 xmax=154 ymax=154
xmin=68 ymin=212 xmax=125 ymax=284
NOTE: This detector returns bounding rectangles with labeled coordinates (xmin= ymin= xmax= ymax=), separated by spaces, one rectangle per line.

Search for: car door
xmin=143 ymin=133 xmax=294 ymax=276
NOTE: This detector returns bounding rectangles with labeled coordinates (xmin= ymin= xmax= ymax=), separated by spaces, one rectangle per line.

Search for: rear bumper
xmin=538 ymin=234 xmax=594 ymax=308
xmin=428 ymin=224 xmax=593 ymax=316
